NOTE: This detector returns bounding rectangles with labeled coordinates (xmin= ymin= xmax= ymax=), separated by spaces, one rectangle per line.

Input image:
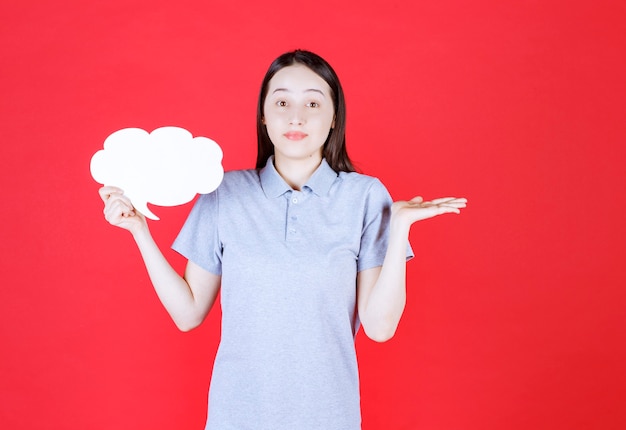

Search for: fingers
xmin=427 ymin=198 xmax=467 ymax=210
xmin=98 ymin=186 xmax=124 ymax=203
xmin=99 ymin=186 xmax=138 ymax=222
xmin=103 ymin=196 xmax=136 ymax=221
xmin=430 ymin=197 xmax=467 ymax=206
xmin=99 ymin=186 xmax=135 ymax=210
xmin=413 ymin=197 xmax=467 ymax=216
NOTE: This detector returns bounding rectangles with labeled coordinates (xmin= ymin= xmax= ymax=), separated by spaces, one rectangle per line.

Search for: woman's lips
xmin=284 ymin=131 xmax=308 ymax=141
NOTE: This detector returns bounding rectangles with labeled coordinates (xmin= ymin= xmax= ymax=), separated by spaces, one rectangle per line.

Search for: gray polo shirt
xmin=173 ymin=157 xmax=412 ymax=430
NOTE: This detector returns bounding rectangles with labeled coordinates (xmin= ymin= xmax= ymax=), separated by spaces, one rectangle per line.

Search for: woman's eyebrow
xmin=272 ymin=88 xmax=326 ymax=97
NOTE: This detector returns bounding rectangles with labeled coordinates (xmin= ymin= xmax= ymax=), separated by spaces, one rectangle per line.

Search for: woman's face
xmin=263 ymin=64 xmax=335 ymax=165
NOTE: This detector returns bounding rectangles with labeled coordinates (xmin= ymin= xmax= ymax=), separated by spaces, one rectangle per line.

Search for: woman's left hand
xmin=391 ymin=196 xmax=467 ymax=225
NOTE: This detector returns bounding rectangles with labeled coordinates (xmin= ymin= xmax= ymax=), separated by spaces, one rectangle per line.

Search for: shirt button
xmin=292 ymin=198 xmax=298 ymax=204
xmin=291 ymin=216 xmax=298 ymax=221
xmin=289 ymin=228 xmax=296 ymax=234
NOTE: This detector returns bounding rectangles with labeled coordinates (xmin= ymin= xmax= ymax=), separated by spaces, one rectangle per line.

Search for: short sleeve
xmin=357 ymin=179 xmax=414 ymax=272
xmin=171 ymin=190 xmax=223 ymax=275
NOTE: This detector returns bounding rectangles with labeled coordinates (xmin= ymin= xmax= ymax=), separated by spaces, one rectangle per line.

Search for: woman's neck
xmin=273 ymin=154 xmax=322 ymax=191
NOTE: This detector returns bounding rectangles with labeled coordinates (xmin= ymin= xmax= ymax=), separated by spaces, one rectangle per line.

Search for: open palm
xmin=392 ymin=196 xmax=467 ymax=224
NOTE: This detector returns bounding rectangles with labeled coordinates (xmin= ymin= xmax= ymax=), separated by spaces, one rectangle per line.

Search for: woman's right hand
xmin=99 ymin=186 xmax=147 ymax=235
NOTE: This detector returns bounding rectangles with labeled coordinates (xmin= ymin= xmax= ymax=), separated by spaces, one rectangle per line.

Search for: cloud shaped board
xmin=90 ymin=127 xmax=224 ymax=220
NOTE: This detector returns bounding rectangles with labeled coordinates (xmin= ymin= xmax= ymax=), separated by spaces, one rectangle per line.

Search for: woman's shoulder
xmin=220 ymin=168 xmax=261 ymax=187
xmin=337 ymin=170 xmax=387 ymax=191
xmin=194 ymin=168 xmax=260 ymax=207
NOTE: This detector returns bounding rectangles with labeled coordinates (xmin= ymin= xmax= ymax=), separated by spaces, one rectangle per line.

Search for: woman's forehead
xmin=268 ymin=65 xmax=330 ymax=94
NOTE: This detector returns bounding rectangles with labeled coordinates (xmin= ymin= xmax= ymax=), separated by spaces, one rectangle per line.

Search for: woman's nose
xmin=289 ymin=107 xmax=305 ymax=125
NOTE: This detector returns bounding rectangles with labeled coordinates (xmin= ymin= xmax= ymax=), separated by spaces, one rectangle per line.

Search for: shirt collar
xmin=305 ymin=157 xmax=338 ymax=196
xmin=259 ymin=156 xmax=338 ymax=198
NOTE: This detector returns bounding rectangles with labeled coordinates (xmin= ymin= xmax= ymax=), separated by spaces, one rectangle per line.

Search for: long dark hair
xmin=255 ymin=50 xmax=355 ymax=172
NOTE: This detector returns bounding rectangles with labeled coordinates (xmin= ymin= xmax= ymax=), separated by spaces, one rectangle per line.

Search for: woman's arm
xmin=357 ymin=196 xmax=467 ymax=342
xmin=100 ymin=186 xmax=221 ymax=331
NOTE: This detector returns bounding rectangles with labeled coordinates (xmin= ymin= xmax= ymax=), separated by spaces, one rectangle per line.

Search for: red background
xmin=1 ymin=1 xmax=624 ymax=429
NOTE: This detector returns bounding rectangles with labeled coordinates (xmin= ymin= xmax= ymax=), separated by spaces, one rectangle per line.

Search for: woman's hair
xmin=256 ymin=49 xmax=355 ymax=172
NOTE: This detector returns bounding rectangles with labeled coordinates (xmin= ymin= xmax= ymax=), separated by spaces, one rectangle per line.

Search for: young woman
xmin=99 ymin=50 xmax=466 ymax=430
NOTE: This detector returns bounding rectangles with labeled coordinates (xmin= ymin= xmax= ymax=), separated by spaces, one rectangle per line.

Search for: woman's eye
xmin=277 ymin=100 xmax=287 ymax=107
xmin=307 ymin=102 xmax=319 ymax=108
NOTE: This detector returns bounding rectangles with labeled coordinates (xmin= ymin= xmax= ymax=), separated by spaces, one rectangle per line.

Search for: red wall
xmin=1 ymin=1 xmax=624 ymax=429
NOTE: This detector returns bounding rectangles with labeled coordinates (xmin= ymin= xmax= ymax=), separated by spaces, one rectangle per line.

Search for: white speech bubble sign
xmin=90 ymin=126 xmax=224 ymax=220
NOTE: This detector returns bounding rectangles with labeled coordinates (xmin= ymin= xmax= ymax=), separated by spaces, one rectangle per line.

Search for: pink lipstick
xmin=284 ymin=131 xmax=308 ymax=141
